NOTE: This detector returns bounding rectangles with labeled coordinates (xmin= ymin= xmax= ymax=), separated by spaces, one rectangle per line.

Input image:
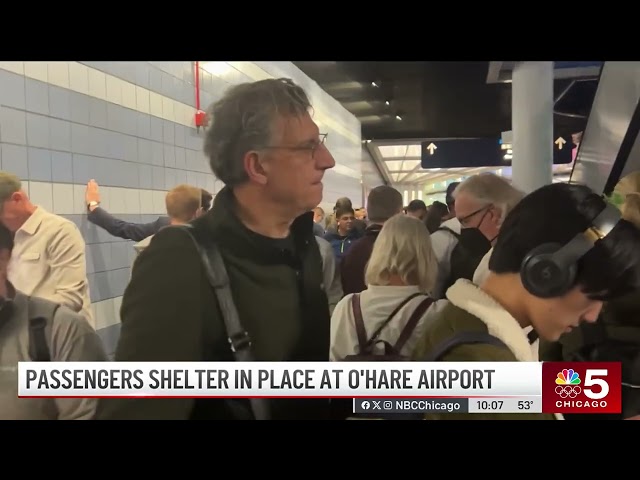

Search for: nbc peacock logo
xmin=555 ymin=369 xmax=582 ymax=398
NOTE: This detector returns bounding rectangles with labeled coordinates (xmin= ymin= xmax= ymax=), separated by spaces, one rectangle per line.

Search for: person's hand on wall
xmin=85 ymin=180 xmax=101 ymax=212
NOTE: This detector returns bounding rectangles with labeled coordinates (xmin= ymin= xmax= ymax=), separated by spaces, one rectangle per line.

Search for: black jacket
xmin=96 ymin=187 xmax=331 ymax=420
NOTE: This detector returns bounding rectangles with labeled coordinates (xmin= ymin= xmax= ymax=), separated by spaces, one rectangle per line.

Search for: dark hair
xmin=489 ymin=183 xmax=640 ymax=300
xmin=367 ymin=186 xmax=403 ymax=223
xmin=335 ymin=197 xmax=352 ymax=211
xmin=425 ymin=201 xmax=449 ymax=233
xmin=446 ymin=182 xmax=460 ymax=207
xmin=0 ymin=224 xmax=13 ymax=253
xmin=407 ymin=199 xmax=427 ymax=212
xmin=336 ymin=206 xmax=354 ymax=219
xmin=200 ymin=189 xmax=213 ymax=211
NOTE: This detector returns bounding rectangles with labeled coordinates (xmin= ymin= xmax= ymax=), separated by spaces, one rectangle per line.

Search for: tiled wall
xmin=0 ymin=61 xmax=372 ymax=356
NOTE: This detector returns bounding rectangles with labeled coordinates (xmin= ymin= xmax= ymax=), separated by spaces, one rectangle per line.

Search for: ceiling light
xmin=385 ymin=100 xmax=390 ymax=106
xmin=371 ymin=82 xmax=378 ymax=87
xmin=200 ymin=61 xmax=231 ymax=76
xmin=395 ymin=115 xmax=402 ymax=121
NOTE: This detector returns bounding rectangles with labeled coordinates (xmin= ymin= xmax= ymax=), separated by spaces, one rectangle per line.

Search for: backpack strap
xmin=365 ymin=293 xmax=425 ymax=345
xmin=350 ymin=294 xmax=368 ymax=354
xmin=177 ymin=224 xmax=270 ymax=421
xmin=26 ymin=296 xmax=60 ymax=362
xmin=436 ymin=226 xmax=460 ymax=240
xmin=424 ymin=331 xmax=508 ymax=361
xmin=393 ymin=297 xmax=434 ymax=353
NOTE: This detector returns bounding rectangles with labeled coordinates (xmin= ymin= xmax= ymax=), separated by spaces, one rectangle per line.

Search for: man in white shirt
xmin=429 ymin=182 xmax=461 ymax=298
xmin=0 ymin=172 xmax=93 ymax=327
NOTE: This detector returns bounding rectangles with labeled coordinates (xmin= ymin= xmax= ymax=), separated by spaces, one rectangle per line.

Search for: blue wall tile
xmin=1 ymin=61 xmax=373 ymax=357
xmin=0 ymin=107 xmax=27 ymax=145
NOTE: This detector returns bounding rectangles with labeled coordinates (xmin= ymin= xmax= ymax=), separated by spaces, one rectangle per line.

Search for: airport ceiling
xmin=293 ymin=61 xmax=601 ymax=188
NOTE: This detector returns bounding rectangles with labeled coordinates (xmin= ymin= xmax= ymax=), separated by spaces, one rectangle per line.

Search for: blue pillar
xmin=511 ymin=62 xmax=554 ymax=193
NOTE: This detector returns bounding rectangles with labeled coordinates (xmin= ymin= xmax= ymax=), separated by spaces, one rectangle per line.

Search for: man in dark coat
xmin=96 ymin=78 xmax=336 ymax=420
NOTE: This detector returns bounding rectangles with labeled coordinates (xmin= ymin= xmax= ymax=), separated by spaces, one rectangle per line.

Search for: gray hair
xmin=454 ymin=173 xmax=525 ymax=223
xmin=203 ymin=78 xmax=312 ymax=187
xmin=365 ymin=214 xmax=438 ymax=293
xmin=0 ymin=171 xmax=22 ymax=203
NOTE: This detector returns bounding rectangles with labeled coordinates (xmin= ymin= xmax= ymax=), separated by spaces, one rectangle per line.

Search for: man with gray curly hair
xmin=98 ymin=78 xmax=336 ymax=421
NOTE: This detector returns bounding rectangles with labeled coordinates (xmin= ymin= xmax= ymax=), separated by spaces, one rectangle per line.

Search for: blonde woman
xmin=329 ymin=214 xmax=447 ymax=361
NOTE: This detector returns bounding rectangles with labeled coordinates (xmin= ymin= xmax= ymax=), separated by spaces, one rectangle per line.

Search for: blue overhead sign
xmin=554 ymin=61 xmax=603 ymax=69
xmin=420 ymin=135 xmax=575 ymax=169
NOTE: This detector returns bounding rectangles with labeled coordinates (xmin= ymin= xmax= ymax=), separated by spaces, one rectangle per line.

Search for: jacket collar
xmin=447 ymin=279 xmax=562 ymax=420
xmin=365 ymin=223 xmax=383 ymax=236
xmin=18 ymin=206 xmax=46 ymax=236
xmin=446 ymin=279 xmax=535 ymax=362
xmin=197 ymin=186 xmax=314 ymax=264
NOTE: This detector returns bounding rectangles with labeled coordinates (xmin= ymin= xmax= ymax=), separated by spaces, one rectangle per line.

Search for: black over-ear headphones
xmin=520 ymin=196 xmax=622 ymax=298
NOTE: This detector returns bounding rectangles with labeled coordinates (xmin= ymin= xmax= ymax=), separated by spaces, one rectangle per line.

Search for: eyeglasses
xmin=261 ymin=133 xmax=328 ymax=159
xmin=458 ymin=205 xmax=492 ymax=227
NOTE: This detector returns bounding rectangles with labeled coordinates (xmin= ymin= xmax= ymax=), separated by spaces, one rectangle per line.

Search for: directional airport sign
xmin=421 ymin=132 xmax=575 ymax=169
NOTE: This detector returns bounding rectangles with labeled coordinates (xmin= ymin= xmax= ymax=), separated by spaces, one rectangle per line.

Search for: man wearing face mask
xmin=432 ymin=173 xmax=524 ymax=299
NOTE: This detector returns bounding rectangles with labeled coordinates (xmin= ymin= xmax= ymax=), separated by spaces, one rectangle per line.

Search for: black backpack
xmin=437 ymin=227 xmax=488 ymax=292
xmin=565 ymin=322 xmax=640 ymax=420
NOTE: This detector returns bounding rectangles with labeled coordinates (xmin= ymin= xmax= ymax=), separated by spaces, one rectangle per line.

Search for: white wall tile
xmin=124 ymin=188 xmax=140 ymax=214
xmin=29 ymin=181 xmax=54 ymax=212
xmin=88 ymin=68 xmax=106 ymax=100
xmin=105 ymin=74 xmax=122 ymax=105
xmin=205 ymin=175 xmax=215 ymax=194
xmin=98 ymin=185 xmax=111 ymax=211
xmin=121 ymin=81 xmax=137 ymax=111
xmin=112 ymin=296 xmax=122 ymax=322
xmin=24 ymin=62 xmax=47 ymax=82
xmin=109 ymin=187 xmax=127 ymax=213
xmin=149 ymin=91 xmax=163 ymax=117
xmin=95 ymin=298 xmax=116 ymax=330
xmin=52 ymin=183 xmax=74 ymax=214
xmin=152 ymin=190 xmax=166 ymax=214
xmin=72 ymin=184 xmax=86 ymax=215
xmin=68 ymin=62 xmax=89 ymax=95
xmin=162 ymin=96 xmax=174 ymax=122
xmin=139 ymin=190 xmax=154 ymax=214
xmin=0 ymin=62 xmax=24 ymax=75
xmin=135 ymin=86 xmax=150 ymax=114
xmin=47 ymin=62 xmax=69 ymax=89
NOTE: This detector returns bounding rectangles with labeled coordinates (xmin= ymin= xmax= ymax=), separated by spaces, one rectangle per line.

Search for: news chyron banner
xmin=17 ymin=361 xmax=622 ymax=416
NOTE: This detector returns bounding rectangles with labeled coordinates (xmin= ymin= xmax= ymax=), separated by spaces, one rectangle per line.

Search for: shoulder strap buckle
xmin=176 ymin=224 xmax=270 ymax=420
xmin=228 ymin=331 xmax=252 ymax=353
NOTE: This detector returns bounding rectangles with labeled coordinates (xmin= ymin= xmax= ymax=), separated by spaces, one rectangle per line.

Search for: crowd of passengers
xmin=1 ymin=77 xmax=640 ymax=420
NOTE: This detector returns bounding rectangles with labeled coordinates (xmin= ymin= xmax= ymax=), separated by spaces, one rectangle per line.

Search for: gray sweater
xmin=0 ymin=290 xmax=108 ymax=420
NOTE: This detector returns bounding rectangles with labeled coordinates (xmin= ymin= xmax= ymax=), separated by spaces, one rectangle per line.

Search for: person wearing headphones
xmin=413 ymin=182 xmax=640 ymax=420
xmin=539 ymin=191 xmax=640 ymax=420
